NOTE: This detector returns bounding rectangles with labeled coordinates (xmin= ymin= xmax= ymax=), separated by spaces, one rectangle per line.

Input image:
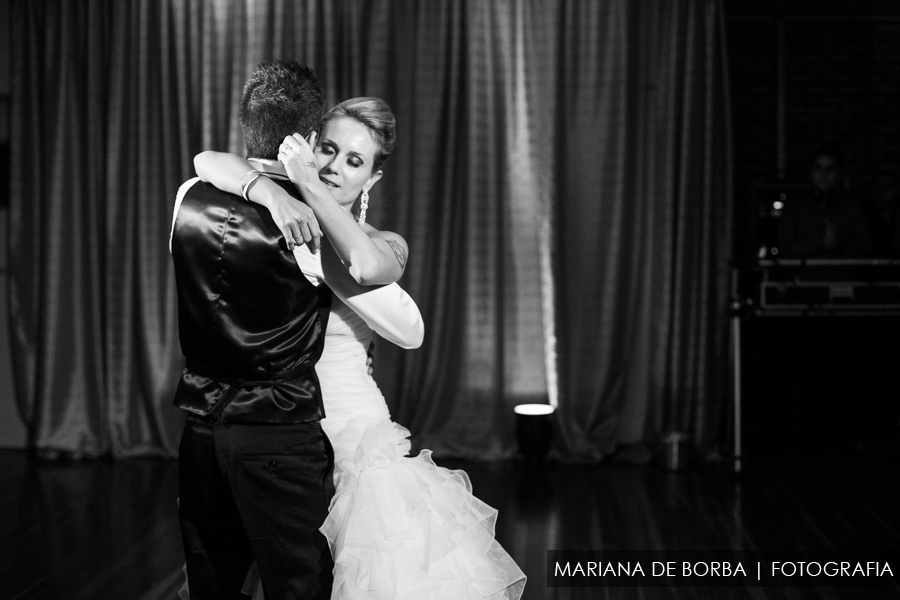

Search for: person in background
xmin=776 ymin=148 xmax=873 ymax=258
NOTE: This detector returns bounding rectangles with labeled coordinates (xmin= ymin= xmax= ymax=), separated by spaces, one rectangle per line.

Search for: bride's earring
xmin=357 ymin=189 xmax=370 ymax=225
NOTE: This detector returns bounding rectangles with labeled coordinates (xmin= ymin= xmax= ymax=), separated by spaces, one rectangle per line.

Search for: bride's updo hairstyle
xmin=321 ymin=97 xmax=396 ymax=171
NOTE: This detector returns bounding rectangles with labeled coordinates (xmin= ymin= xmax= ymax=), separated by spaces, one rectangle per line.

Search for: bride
xmin=193 ymin=97 xmax=526 ymax=600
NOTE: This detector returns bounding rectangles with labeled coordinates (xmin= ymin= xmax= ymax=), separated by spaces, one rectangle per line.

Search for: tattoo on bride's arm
xmin=385 ymin=238 xmax=408 ymax=270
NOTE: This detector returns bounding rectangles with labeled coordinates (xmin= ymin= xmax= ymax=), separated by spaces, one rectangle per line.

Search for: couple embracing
xmin=169 ymin=60 xmax=526 ymax=600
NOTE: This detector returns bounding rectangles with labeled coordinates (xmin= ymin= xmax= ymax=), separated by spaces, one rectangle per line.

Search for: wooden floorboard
xmin=1 ymin=449 xmax=898 ymax=599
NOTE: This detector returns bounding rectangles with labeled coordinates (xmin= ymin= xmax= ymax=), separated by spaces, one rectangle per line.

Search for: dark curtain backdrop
xmin=9 ymin=0 xmax=732 ymax=460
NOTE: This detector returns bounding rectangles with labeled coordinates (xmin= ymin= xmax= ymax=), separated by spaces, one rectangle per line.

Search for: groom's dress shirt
xmin=170 ymin=177 xmax=331 ymax=424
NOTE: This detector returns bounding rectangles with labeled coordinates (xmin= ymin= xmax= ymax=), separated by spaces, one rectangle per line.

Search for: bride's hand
xmin=264 ymin=191 xmax=322 ymax=253
xmin=278 ymin=132 xmax=320 ymax=186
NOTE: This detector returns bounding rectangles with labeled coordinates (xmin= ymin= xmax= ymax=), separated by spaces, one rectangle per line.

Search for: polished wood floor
xmin=2 ymin=446 xmax=898 ymax=600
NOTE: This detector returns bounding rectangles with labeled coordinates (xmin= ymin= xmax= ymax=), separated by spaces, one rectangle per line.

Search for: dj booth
xmin=756 ymin=259 xmax=900 ymax=314
xmin=731 ymin=259 xmax=900 ymax=471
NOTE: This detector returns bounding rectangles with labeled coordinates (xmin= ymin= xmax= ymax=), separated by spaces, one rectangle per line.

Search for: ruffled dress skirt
xmin=314 ymin=409 xmax=526 ymax=600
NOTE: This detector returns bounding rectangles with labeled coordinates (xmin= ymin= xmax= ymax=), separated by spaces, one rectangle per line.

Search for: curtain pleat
xmin=9 ymin=0 xmax=732 ymax=461
xmin=553 ymin=0 xmax=732 ymax=460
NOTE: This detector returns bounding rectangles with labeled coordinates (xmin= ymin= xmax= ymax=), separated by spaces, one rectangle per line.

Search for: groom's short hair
xmin=240 ymin=60 xmax=325 ymax=160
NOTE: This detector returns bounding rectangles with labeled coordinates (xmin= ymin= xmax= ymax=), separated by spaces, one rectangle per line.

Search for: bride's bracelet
xmin=240 ymin=169 xmax=265 ymax=201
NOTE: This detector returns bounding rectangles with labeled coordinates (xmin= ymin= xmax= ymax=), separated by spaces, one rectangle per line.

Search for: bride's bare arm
xmin=360 ymin=223 xmax=409 ymax=274
xmin=194 ymin=150 xmax=322 ymax=252
xmin=279 ymin=133 xmax=407 ymax=286
xmin=194 ymin=146 xmax=408 ymax=286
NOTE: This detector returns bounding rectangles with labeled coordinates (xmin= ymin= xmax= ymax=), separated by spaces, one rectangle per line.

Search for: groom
xmin=170 ymin=60 xmax=333 ymax=600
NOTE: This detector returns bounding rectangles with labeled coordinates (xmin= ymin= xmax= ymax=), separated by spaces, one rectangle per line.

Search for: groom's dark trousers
xmin=179 ymin=417 xmax=334 ymax=600
xmin=171 ymin=180 xmax=334 ymax=600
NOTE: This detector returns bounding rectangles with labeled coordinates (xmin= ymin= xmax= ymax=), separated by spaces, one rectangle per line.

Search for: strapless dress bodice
xmin=317 ymin=297 xmax=390 ymax=439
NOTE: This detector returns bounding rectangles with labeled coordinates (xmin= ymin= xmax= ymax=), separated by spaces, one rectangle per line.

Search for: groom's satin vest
xmin=171 ymin=180 xmax=331 ymax=424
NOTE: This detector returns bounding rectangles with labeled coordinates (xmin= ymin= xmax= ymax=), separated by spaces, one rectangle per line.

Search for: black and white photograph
xmin=0 ymin=1 xmax=898 ymax=599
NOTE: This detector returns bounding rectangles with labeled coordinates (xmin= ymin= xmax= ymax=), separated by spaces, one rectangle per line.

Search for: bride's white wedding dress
xmin=298 ymin=294 xmax=526 ymax=600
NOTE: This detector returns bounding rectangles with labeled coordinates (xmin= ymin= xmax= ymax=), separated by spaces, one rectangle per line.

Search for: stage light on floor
xmin=514 ymin=404 xmax=556 ymax=460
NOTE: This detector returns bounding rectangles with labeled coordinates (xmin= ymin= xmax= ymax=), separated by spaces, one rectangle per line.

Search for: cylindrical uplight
xmin=513 ymin=404 xmax=556 ymax=460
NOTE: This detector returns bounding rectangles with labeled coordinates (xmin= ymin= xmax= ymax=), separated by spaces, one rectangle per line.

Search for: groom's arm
xmin=291 ymin=240 xmax=423 ymax=349
xmin=317 ymin=241 xmax=424 ymax=350
xmin=169 ymin=177 xmax=201 ymax=253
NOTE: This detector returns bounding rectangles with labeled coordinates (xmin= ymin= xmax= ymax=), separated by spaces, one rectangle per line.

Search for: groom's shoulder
xmin=180 ymin=177 xmax=236 ymax=202
xmin=172 ymin=177 xmax=246 ymax=236
xmin=177 ymin=178 xmax=253 ymax=216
